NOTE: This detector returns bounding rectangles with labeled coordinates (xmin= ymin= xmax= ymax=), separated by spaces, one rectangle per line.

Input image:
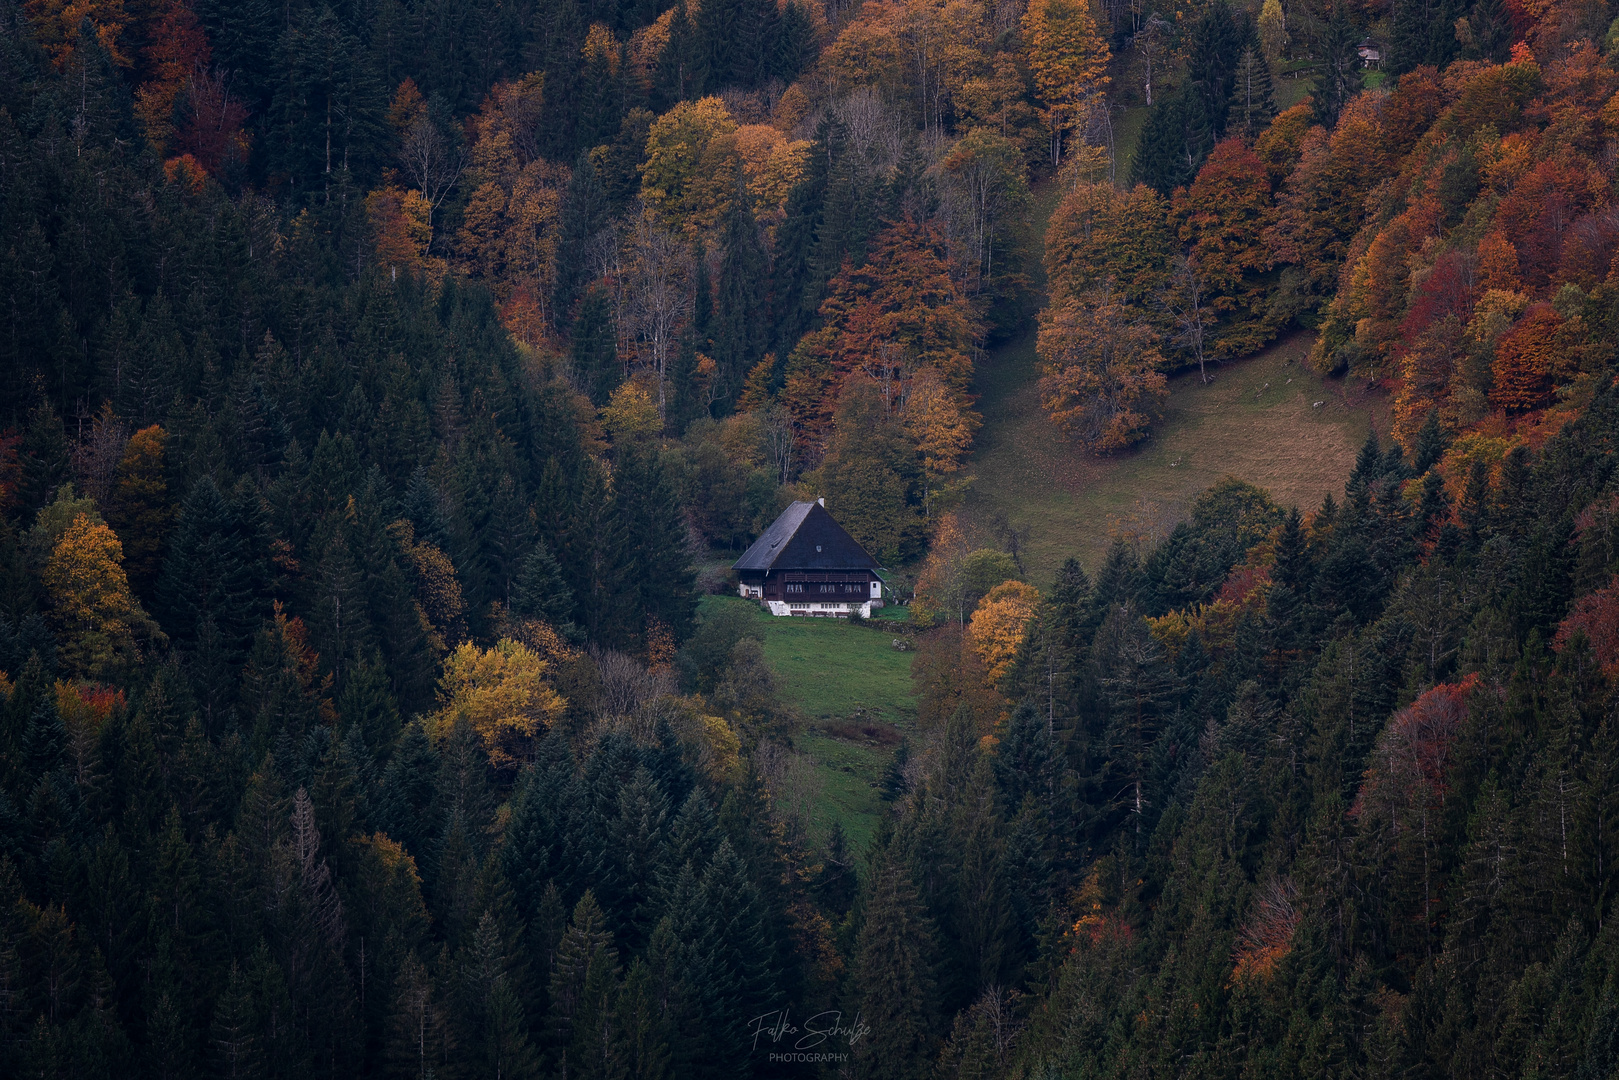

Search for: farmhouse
xmin=734 ymin=499 xmax=885 ymax=617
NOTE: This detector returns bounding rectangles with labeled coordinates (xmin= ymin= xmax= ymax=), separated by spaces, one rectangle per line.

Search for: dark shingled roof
xmin=733 ymin=501 xmax=880 ymax=572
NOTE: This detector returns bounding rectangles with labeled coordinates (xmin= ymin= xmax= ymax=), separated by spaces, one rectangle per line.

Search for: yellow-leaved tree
xmin=600 ymin=379 xmax=662 ymax=441
xmin=43 ymin=513 xmax=161 ymax=677
xmin=901 ymin=365 xmax=979 ymax=517
xmin=1021 ymin=0 xmax=1110 ymax=164
xmin=434 ymin=638 xmax=566 ymax=768
xmin=640 ymin=96 xmax=740 ymax=232
xmin=967 ymin=579 xmax=1040 ymax=684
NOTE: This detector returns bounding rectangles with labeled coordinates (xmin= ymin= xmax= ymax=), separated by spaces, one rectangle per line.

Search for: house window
xmin=787 ymin=583 xmax=803 ymax=594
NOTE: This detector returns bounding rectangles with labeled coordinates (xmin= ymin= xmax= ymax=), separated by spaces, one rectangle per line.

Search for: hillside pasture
xmin=959 ymin=329 xmax=1392 ymax=584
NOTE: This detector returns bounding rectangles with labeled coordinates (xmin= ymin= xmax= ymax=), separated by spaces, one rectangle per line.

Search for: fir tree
xmin=1185 ymin=0 xmax=1250 ymax=138
xmin=1468 ymin=0 xmax=1512 ymax=61
xmin=155 ymin=477 xmax=271 ymax=664
xmin=770 ymin=117 xmax=836 ymax=355
xmin=375 ymin=721 xmax=441 ymax=867
xmin=608 ymin=441 xmax=698 ymax=647
xmin=1313 ymin=2 xmax=1366 ymax=127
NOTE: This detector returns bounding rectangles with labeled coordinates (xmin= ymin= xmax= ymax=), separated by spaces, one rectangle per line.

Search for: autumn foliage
xmin=968 ymin=579 xmax=1040 ymax=684
xmin=433 ymin=638 xmax=567 ymax=768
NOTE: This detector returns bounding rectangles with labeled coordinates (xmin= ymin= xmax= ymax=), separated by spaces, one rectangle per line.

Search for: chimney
xmin=817 ymin=497 xmax=825 ymax=507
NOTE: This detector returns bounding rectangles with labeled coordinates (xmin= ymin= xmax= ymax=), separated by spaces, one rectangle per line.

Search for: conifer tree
xmin=1226 ymin=45 xmax=1277 ymax=141
xmin=608 ymin=440 xmax=697 ymax=647
xmin=851 ymin=851 xmax=940 ymax=1080
xmin=550 ymin=891 xmax=619 ymax=1066
xmin=770 ymin=118 xmax=835 ymax=355
xmin=1312 ymin=2 xmax=1365 ymax=127
xmin=571 ymin=285 xmax=622 ymax=407
xmin=510 ymin=540 xmax=578 ymax=638
xmin=376 ymin=721 xmax=441 ymax=866
xmin=156 ymin=477 xmax=270 ymax=665
xmin=711 ymin=183 xmax=769 ymax=414
xmin=17 ymin=402 xmax=70 ymax=517
xmin=607 ymin=765 xmax=671 ymax=951
xmin=1133 ymin=89 xmax=1214 ymax=194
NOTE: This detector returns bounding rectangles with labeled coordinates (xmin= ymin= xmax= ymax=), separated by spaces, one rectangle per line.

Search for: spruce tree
xmin=1390 ymin=0 xmax=1462 ymax=73
xmin=662 ymin=790 xmax=722 ymax=883
xmin=607 ymin=765 xmax=671 ymax=951
xmin=17 ymin=403 xmax=70 ymax=518
xmin=375 ymin=721 xmax=441 ymax=866
xmin=1313 ymin=2 xmax=1365 ymax=127
xmin=209 ymin=962 xmax=261 ymax=1079
xmin=693 ymin=0 xmax=743 ymax=90
xmin=608 ymin=441 xmax=697 ymax=647
xmin=995 ymin=701 xmax=1058 ymax=811
xmin=1185 ymin=0 xmax=1249 ymax=137
xmin=1468 ymin=0 xmax=1512 ymax=61
xmin=156 ymin=476 xmax=271 ymax=664
xmin=571 ymin=285 xmax=622 ymax=407
xmin=510 ymin=540 xmax=579 ymax=638
xmin=555 ymin=153 xmax=610 ymax=328
xmin=773 ymin=0 xmax=815 ymax=83
xmin=812 ymin=820 xmax=859 ymax=918
xmin=549 ymin=891 xmax=619 ymax=1061
xmin=739 ymin=0 xmax=783 ymax=87
xmin=611 ymin=959 xmax=673 ymax=1077
xmin=1412 ymin=411 xmax=1449 ymax=474
xmin=1132 ymin=88 xmax=1213 ymax=194
xmin=770 ymin=117 xmax=836 ymax=356
xmin=851 ymin=852 xmax=940 ymax=1080
xmin=336 ymin=653 xmax=402 ymax=761
xmin=711 ymin=183 xmax=769 ymax=414
xmin=1226 ymin=44 xmax=1277 ymax=141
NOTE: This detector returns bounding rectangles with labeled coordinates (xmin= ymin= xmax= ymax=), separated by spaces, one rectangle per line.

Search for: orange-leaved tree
xmin=1021 ymin=0 xmax=1110 ymax=164
xmin=131 ymin=0 xmax=210 ymax=152
xmin=901 ymin=365 xmax=979 ymax=518
xmin=1266 ymin=93 xmax=1389 ymax=327
xmin=1173 ymin=138 xmax=1276 ymax=358
xmin=24 ymin=0 xmax=131 ymax=69
xmin=1038 ymin=285 xmax=1168 ymax=453
xmin=640 ymin=96 xmax=740 ymax=233
xmin=968 ymin=579 xmax=1040 ymax=684
xmin=1490 ymin=303 xmax=1575 ymax=411
xmin=367 ymin=186 xmax=435 ymax=278
xmin=912 ymin=511 xmax=970 ymax=628
xmin=104 ymin=424 xmax=172 ymax=597
xmin=1045 ymin=181 xmax=1171 ymax=312
xmin=782 ymin=222 xmax=977 ymax=446
xmin=457 ymin=75 xmax=567 ymax=332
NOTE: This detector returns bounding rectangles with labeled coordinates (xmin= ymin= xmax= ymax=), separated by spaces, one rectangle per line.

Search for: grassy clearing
xmin=959 ymin=330 xmax=1392 ymax=585
xmin=696 ymin=595 xmax=916 ymax=852
xmin=696 ymin=596 xmax=917 ymax=726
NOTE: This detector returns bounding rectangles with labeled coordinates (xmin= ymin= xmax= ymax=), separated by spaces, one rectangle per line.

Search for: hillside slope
xmin=957 ymin=181 xmax=1390 ymax=585
xmin=961 ymin=328 xmax=1391 ymax=582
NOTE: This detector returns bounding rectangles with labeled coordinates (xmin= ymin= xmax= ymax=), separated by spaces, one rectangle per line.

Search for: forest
xmin=1 ymin=0 xmax=1618 ymax=1072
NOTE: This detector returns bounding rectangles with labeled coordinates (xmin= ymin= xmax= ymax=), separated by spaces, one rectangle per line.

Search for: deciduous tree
xmin=1038 ymin=287 xmax=1168 ymax=453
